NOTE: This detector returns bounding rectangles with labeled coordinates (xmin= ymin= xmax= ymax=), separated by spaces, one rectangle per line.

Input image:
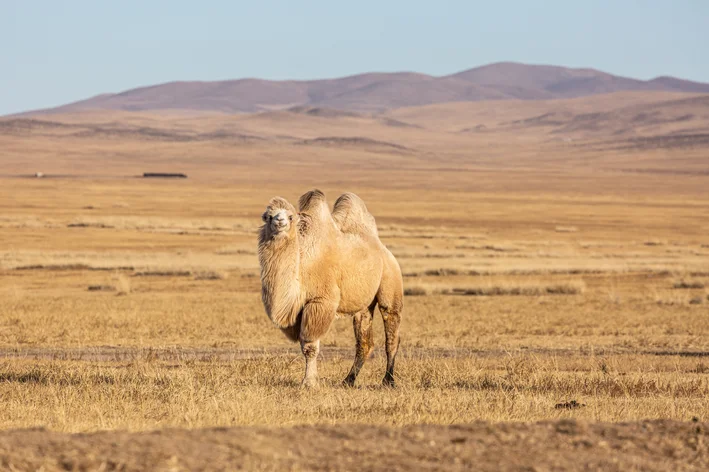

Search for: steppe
xmin=1 ymin=87 xmax=708 ymax=470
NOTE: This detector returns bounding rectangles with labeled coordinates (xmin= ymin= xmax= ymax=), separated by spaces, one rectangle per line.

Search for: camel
xmin=258 ymin=189 xmax=403 ymax=388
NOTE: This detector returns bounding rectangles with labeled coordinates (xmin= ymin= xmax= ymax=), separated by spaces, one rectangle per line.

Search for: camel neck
xmin=258 ymin=230 xmax=303 ymax=329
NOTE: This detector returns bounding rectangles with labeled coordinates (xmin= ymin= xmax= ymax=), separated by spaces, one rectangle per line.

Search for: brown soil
xmin=0 ymin=420 xmax=705 ymax=471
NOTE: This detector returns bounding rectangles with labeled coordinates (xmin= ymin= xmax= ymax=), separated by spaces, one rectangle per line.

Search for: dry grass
xmin=115 ymin=273 xmax=131 ymax=296
xmin=193 ymin=270 xmax=228 ymax=281
xmin=0 ymin=354 xmax=707 ymax=433
xmin=673 ymin=278 xmax=706 ymax=289
xmin=86 ymin=284 xmax=115 ymax=292
xmin=405 ymin=279 xmax=586 ymax=296
xmin=0 ymin=97 xmax=708 ymax=437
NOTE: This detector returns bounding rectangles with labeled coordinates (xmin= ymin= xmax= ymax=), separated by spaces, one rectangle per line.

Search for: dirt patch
xmin=0 ymin=420 xmax=705 ymax=471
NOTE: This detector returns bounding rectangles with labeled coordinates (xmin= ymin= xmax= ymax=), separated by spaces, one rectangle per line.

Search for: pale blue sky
xmin=2 ymin=0 xmax=707 ymax=115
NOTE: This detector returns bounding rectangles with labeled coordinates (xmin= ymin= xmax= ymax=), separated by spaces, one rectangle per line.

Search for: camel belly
xmin=336 ymin=249 xmax=383 ymax=315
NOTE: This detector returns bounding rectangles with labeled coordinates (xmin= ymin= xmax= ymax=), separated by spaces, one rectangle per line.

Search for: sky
xmin=2 ymin=0 xmax=707 ymax=115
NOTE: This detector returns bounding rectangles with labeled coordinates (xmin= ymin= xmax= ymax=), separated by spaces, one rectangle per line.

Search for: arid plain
xmin=1 ymin=91 xmax=709 ymax=470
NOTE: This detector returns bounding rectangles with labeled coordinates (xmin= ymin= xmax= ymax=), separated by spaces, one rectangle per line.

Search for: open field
xmin=1 ymin=91 xmax=708 ymax=468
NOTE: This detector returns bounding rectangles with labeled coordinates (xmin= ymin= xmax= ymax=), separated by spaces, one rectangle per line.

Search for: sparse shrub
xmin=424 ymin=268 xmax=461 ymax=276
xmin=546 ymin=281 xmax=587 ymax=295
xmin=554 ymin=400 xmax=586 ymax=410
xmin=643 ymin=240 xmax=665 ymax=246
xmin=448 ymin=280 xmax=585 ymax=297
xmin=655 ymin=292 xmax=690 ymax=306
xmin=214 ymin=247 xmax=255 ymax=256
xmin=689 ymin=296 xmax=703 ymax=305
xmin=194 ymin=270 xmax=228 ymax=281
xmin=673 ymin=279 xmax=705 ymax=289
xmin=404 ymin=285 xmax=430 ymax=296
xmin=133 ymin=269 xmax=192 ymax=277
xmin=87 ymin=284 xmax=116 ymax=292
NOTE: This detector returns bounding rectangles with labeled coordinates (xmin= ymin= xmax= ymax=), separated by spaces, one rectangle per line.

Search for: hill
xmin=15 ymin=62 xmax=709 ymax=115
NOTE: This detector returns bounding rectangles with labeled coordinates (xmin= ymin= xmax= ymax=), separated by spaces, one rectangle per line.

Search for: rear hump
xmin=332 ymin=193 xmax=378 ymax=238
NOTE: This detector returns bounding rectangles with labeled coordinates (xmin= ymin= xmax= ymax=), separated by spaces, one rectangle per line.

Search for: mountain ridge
xmin=13 ymin=62 xmax=709 ymax=116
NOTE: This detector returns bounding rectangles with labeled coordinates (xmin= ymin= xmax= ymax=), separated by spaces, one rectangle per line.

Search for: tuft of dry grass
xmin=114 ymin=273 xmax=131 ymax=296
xmin=404 ymin=286 xmax=430 ymax=296
xmin=450 ymin=280 xmax=586 ymax=296
xmin=133 ymin=269 xmax=193 ymax=277
xmin=87 ymin=284 xmax=115 ymax=292
xmin=193 ymin=270 xmax=228 ymax=281
xmin=644 ymin=240 xmax=666 ymax=246
xmin=404 ymin=279 xmax=586 ymax=297
xmin=673 ymin=278 xmax=705 ymax=289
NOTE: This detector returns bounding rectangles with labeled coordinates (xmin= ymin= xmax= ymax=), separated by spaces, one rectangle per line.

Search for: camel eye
xmin=269 ymin=215 xmax=273 ymax=221
xmin=289 ymin=215 xmax=293 ymax=221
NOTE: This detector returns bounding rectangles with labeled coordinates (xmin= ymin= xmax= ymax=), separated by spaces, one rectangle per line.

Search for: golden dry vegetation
xmin=0 ymin=91 xmax=708 ymax=469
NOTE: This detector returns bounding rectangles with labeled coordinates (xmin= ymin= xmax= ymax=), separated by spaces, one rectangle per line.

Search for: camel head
xmin=261 ymin=197 xmax=298 ymax=239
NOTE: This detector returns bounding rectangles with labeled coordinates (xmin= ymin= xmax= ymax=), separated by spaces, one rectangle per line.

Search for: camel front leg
xmin=299 ymin=298 xmax=337 ymax=388
xmin=300 ymin=339 xmax=320 ymax=388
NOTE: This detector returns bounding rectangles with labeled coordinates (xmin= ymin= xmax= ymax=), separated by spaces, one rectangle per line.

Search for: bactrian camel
xmin=258 ymin=189 xmax=403 ymax=387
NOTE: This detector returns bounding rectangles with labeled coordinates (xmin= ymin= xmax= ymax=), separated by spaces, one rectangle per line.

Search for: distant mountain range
xmin=20 ymin=62 xmax=709 ymax=115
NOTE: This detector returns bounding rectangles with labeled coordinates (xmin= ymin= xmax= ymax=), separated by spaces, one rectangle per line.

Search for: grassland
xmin=0 ymin=91 xmax=708 ymax=469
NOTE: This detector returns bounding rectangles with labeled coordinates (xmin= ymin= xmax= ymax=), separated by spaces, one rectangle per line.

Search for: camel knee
xmin=357 ymin=338 xmax=373 ymax=358
xmin=300 ymin=340 xmax=319 ymax=359
xmin=365 ymin=344 xmax=374 ymax=360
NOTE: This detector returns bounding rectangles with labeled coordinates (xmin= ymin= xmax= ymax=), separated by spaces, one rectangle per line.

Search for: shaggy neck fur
xmin=258 ymin=219 xmax=304 ymax=329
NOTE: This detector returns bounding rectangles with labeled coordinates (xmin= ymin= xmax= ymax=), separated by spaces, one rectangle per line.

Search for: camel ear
xmin=261 ymin=211 xmax=269 ymax=222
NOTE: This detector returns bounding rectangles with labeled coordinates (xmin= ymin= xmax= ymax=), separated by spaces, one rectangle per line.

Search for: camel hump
xmin=298 ymin=189 xmax=327 ymax=213
xmin=332 ymin=192 xmax=379 ymax=237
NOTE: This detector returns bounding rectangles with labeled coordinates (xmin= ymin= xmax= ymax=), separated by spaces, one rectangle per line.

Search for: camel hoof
xmin=301 ymin=378 xmax=319 ymax=389
xmin=382 ymin=375 xmax=396 ymax=388
xmin=342 ymin=376 xmax=356 ymax=387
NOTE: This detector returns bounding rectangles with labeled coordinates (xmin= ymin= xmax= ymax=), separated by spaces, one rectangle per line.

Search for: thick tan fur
xmin=258 ymin=189 xmax=403 ymax=387
xmin=257 ymin=197 xmax=304 ymax=330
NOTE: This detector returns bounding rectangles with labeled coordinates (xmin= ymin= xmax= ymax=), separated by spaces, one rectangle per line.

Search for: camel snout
xmin=271 ymin=214 xmax=289 ymax=231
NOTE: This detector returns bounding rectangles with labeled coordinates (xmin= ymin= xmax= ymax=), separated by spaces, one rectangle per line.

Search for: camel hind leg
xmin=343 ymin=301 xmax=376 ymax=387
xmin=377 ymin=268 xmax=403 ymax=387
xmin=380 ymin=303 xmax=402 ymax=387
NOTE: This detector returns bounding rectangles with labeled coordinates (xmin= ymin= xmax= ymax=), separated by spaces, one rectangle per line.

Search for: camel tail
xmin=332 ymin=192 xmax=379 ymax=238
